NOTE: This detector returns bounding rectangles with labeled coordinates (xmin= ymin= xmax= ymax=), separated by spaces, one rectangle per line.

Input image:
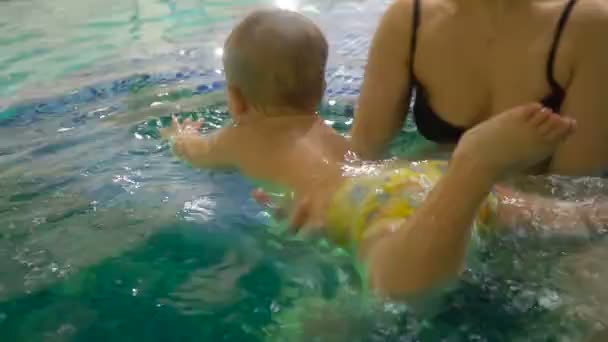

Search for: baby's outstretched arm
xmin=160 ymin=115 xmax=238 ymax=169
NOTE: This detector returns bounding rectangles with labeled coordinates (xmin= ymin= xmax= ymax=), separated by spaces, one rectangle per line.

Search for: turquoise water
xmin=1 ymin=0 xmax=608 ymax=340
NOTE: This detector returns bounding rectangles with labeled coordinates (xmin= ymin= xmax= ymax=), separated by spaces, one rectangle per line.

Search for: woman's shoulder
xmin=382 ymin=0 xmax=415 ymax=25
xmin=569 ymin=0 xmax=608 ymax=57
xmin=383 ymin=0 xmax=444 ymax=18
xmin=576 ymin=0 xmax=608 ymax=17
xmin=571 ymin=0 xmax=608 ymax=35
xmin=377 ymin=0 xmax=443 ymax=35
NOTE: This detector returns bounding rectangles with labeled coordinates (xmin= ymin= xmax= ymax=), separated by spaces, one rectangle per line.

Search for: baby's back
xmin=233 ymin=116 xmax=350 ymax=195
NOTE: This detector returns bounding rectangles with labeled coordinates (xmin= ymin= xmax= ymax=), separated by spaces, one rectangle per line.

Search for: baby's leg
xmin=452 ymin=104 xmax=576 ymax=178
xmin=364 ymin=104 xmax=575 ymax=297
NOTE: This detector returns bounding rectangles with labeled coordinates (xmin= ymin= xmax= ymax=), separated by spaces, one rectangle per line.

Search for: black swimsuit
xmin=409 ymin=0 xmax=578 ymax=144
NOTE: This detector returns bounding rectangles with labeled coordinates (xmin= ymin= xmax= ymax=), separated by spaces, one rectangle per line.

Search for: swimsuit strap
xmin=410 ymin=0 xmax=576 ymax=91
xmin=546 ymin=0 xmax=578 ymax=90
xmin=409 ymin=0 xmax=421 ymax=79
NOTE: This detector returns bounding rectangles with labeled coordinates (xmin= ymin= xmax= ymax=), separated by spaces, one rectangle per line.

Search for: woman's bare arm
xmin=549 ymin=4 xmax=608 ymax=176
xmin=351 ymin=0 xmax=415 ymax=160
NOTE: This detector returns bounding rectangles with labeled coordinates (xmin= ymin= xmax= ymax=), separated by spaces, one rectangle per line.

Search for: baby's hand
xmin=160 ymin=115 xmax=203 ymax=140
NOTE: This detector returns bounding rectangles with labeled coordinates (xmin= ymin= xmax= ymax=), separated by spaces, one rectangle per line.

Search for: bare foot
xmin=453 ymin=103 xmax=575 ymax=180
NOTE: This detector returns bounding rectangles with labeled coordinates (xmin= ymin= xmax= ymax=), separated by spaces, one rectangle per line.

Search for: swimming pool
xmin=1 ymin=0 xmax=607 ymax=340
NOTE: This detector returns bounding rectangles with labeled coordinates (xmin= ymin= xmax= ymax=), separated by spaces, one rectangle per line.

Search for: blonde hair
xmin=223 ymin=9 xmax=328 ymax=111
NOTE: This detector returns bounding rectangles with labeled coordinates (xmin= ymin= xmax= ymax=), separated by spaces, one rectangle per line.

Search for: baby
xmin=161 ymin=9 xmax=576 ymax=297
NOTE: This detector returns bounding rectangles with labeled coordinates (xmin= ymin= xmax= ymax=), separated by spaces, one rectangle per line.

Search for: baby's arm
xmin=160 ymin=115 xmax=239 ymax=169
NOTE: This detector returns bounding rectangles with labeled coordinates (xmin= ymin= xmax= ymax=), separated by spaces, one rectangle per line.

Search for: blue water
xmin=1 ymin=0 xmax=607 ymax=341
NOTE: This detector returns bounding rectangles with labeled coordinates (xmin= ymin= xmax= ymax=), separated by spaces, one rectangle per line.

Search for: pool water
xmin=1 ymin=0 xmax=608 ymax=341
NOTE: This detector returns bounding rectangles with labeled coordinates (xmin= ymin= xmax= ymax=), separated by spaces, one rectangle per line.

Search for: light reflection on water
xmin=0 ymin=0 xmax=374 ymax=107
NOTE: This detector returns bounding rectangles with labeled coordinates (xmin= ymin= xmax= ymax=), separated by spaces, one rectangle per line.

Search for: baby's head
xmin=223 ymin=9 xmax=328 ymax=117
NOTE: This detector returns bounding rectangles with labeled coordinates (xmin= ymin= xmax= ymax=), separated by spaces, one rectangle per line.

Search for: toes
xmin=528 ymin=107 xmax=552 ymax=127
xmin=518 ymin=103 xmax=544 ymax=120
xmin=567 ymin=117 xmax=577 ymax=132
xmin=538 ymin=114 xmax=560 ymax=137
xmin=539 ymin=114 xmax=573 ymax=141
xmin=551 ymin=117 xmax=576 ymax=140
